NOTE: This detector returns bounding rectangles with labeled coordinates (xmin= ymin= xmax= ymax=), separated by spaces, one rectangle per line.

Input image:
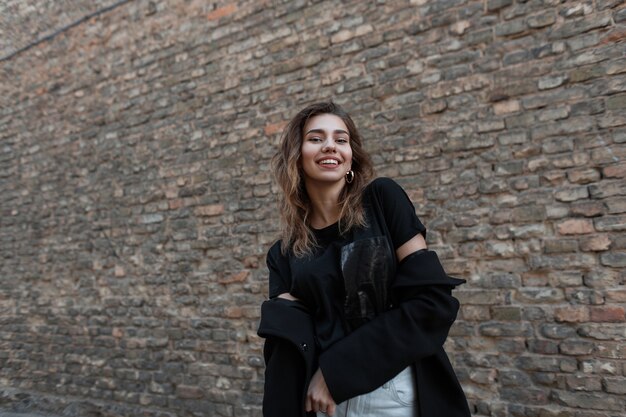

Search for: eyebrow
xmin=305 ymin=128 xmax=349 ymax=136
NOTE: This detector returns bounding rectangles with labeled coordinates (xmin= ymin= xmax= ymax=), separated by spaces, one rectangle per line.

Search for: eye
xmin=336 ymin=137 xmax=349 ymax=144
xmin=308 ymin=137 xmax=322 ymax=142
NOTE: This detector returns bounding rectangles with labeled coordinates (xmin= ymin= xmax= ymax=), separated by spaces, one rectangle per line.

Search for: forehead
xmin=303 ymin=113 xmax=348 ymax=134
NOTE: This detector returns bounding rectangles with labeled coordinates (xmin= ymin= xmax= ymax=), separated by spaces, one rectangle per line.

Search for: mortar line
xmin=0 ymin=0 xmax=135 ymax=63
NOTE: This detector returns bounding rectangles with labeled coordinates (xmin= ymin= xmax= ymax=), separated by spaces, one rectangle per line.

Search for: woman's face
xmin=300 ymin=113 xmax=353 ymax=185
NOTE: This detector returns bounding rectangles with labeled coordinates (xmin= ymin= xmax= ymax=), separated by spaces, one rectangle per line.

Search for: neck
xmin=304 ymin=179 xmax=345 ymax=229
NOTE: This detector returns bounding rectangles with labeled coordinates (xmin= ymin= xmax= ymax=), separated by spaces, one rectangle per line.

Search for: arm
xmin=306 ymin=369 xmax=336 ymax=416
xmin=319 ymin=247 xmax=464 ymax=404
xmin=306 ymin=234 xmax=428 ymax=413
xmin=258 ymin=298 xmax=318 ymax=417
xmin=397 ymin=233 xmax=427 ymax=262
xmin=263 ymin=244 xmax=321 ymax=416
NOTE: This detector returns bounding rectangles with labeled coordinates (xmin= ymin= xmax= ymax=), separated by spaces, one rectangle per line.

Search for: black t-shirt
xmin=266 ymin=177 xmax=426 ymax=351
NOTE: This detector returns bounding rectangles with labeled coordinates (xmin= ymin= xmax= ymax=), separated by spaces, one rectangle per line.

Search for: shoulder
xmin=365 ymin=177 xmax=408 ymax=199
xmin=268 ymin=239 xmax=283 ymax=254
xmin=267 ymin=239 xmax=284 ymax=258
xmin=267 ymin=240 xmax=289 ymax=265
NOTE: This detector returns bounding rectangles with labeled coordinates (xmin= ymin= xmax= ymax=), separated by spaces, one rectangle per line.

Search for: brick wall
xmin=0 ymin=1 xmax=624 ymax=416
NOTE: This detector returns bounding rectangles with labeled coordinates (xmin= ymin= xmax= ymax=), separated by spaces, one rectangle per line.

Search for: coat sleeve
xmin=258 ymin=298 xmax=318 ymax=417
xmin=318 ymin=250 xmax=465 ymax=404
xmin=262 ymin=336 xmax=309 ymax=417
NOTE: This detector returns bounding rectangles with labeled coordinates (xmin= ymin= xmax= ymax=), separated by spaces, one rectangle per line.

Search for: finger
xmin=315 ymin=400 xmax=328 ymax=414
xmin=327 ymin=402 xmax=336 ymax=416
xmin=305 ymin=396 xmax=312 ymax=412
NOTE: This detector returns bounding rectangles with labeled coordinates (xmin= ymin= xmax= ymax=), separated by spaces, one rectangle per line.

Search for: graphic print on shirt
xmin=340 ymin=236 xmax=394 ymax=331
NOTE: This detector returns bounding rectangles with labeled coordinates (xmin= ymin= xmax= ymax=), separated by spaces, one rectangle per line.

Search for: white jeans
xmin=318 ymin=366 xmax=417 ymax=417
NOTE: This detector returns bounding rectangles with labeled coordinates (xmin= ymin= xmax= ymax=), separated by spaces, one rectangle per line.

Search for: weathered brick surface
xmin=1 ymin=0 xmax=625 ymax=416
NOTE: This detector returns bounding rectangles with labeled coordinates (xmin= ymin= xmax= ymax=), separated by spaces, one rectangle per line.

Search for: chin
xmin=319 ymin=176 xmax=346 ymax=184
xmin=305 ymin=174 xmax=344 ymax=184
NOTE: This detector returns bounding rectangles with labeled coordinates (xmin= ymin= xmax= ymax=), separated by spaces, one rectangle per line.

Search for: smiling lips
xmin=318 ymin=158 xmax=341 ymax=166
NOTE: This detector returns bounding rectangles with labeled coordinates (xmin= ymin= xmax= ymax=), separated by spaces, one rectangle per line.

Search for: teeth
xmin=320 ymin=159 xmax=339 ymax=165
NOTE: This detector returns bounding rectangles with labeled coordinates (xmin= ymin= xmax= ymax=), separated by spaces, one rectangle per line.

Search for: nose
xmin=322 ymin=138 xmax=336 ymax=152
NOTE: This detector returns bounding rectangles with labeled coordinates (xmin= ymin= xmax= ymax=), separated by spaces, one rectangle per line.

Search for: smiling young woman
xmin=257 ymin=101 xmax=470 ymax=417
xmin=269 ymin=102 xmax=374 ymax=258
xmin=300 ymin=114 xmax=354 ymax=229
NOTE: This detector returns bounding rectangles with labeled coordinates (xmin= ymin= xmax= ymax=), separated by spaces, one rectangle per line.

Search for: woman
xmin=257 ymin=101 xmax=470 ymax=417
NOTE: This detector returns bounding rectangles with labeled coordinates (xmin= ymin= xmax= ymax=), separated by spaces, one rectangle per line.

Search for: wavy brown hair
xmin=271 ymin=101 xmax=375 ymax=257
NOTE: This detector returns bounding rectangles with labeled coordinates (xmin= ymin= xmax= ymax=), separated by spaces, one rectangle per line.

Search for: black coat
xmin=257 ymin=250 xmax=471 ymax=417
xmin=257 ymin=297 xmax=317 ymax=417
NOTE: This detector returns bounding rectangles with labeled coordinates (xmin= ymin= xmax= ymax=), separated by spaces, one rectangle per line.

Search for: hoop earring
xmin=345 ymin=170 xmax=355 ymax=184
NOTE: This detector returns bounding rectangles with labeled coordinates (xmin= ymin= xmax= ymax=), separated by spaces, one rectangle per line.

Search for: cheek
xmin=346 ymin=149 xmax=354 ymax=164
xmin=300 ymin=146 xmax=315 ymax=166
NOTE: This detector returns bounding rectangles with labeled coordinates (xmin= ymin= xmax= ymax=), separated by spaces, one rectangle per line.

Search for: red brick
xmin=556 ymin=219 xmax=595 ymax=235
xmin=600 ymin=28 xmax=626 ymax=46
xmin=264 ymin=121 xmax=287 ymax=136
xmin=567 ymin=168 xmax=600 ymax=184
xmin=242 ymin=256 xmax=259 ymax=268
xmin=542 ymin=170 xmax=566 ymax=184
xmin=195 ymin=204 xmax=224 ymax=217
xmin=603 ymin=163 xmax=626 ymax=178
xmin=331 ymin=29 xmax=356 ymax=44
xmin=169 ymin=199 xmax=184 ymax=210
xmin=605 ymin=290 xmax=626 ymax=302
xmin=242 ymin=306 xmax=261 ymax=319
xmin=224 ymin=306 xmax=243 ymax=318
xmin=554 ymin=306 xmax=589 ymax=323
xmin=207 ymin=4 xmax=237 ymax=21
xmin=554 ymin=187 xmax=589 ymax=202
xmin=218 ymin=270 xmax=250 ymax=284
xmin=590 ymin=307 xmax=625 ymax=322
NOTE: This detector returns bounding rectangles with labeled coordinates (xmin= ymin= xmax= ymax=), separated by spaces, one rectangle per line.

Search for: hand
xmin=306 ymin=368 xmax=336 ymax=416
xmin=277 ymin=292 xmax=300 ymax=301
